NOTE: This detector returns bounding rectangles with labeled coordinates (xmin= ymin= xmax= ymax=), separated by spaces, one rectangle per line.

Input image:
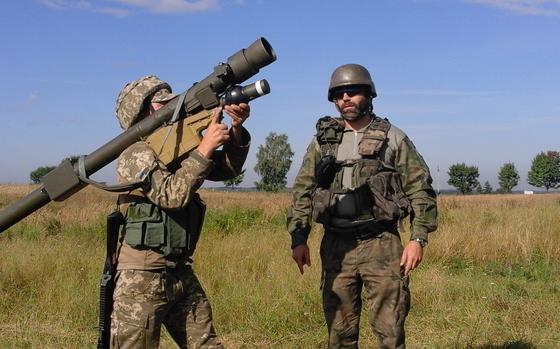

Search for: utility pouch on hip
xmin=367 ymin=170 xmax=411 ymax=222
xmin=311 ymin=188 xmax=332 ymax=224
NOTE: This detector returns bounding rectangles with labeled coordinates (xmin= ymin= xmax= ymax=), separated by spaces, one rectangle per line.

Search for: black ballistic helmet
xmin=328 ymin=64 xmax=377 ymax=101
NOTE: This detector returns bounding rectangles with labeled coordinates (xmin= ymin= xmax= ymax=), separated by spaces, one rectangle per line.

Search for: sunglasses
xmin=331 ymin=86 xmax=365 ymax=100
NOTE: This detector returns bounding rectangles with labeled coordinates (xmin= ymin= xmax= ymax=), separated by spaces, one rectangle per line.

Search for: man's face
xmin=332 ymin=86 xmax=369 ymax=121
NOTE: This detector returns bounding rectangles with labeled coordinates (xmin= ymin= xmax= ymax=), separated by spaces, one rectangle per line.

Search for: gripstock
xmin=0 ymin=37 xmax=277 ymax=233
xmin=145 ymin=79 xmax=271 ymax=168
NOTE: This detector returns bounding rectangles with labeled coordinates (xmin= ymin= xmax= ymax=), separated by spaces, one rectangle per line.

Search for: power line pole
xmin=437 ymin=165 xmax=440 ymax=195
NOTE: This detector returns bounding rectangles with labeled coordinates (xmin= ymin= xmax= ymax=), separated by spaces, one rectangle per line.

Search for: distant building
xmin=524 ymin=190 xmax=534 ymax=195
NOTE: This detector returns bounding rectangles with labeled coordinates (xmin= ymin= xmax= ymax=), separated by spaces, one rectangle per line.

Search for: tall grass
xmin=0 ymin=185 xmax=558 ymax=348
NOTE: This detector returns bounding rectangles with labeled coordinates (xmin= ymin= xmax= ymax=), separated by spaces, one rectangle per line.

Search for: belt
xmin=325 ymin=222 xmax=395 ymax=240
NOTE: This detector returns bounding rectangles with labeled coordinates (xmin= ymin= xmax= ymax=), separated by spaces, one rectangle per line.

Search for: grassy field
xmin=0 ymin=185 xmax=559 ymax=348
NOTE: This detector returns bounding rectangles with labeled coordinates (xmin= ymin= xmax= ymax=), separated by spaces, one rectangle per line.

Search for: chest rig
xmin=118 ymin=191 xmax=206 ymax=260
xmin=312 ymin=116 xmax=410 ymax=224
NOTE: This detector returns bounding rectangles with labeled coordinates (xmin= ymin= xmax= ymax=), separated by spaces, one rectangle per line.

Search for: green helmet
xmin=115 ymin=75 xmax=176 ymax=130
xmin=327 ymin=64 xmax=377 ymax=101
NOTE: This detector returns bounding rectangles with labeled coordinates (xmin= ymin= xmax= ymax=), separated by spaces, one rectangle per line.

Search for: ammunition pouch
xmin=122 ymin=193 xmax=206 ymax=258
xmin=312 ymin=159 xmax=411 ymax=224
xmin=316 ymin=116 xmax=344 ymax=145
xmin=366 ymin=170 xmax=411 ymax=222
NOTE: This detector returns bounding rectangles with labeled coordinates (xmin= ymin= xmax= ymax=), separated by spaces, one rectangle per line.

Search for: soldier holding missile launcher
xmin=110 ymin=75 xmax=251 ymax=349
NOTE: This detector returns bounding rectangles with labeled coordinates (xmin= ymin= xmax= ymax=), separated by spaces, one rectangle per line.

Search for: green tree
xmin=223 ymin=170 xmax=245 ymax=190
xmin=483 ymin=181 xmax=493 ymax=194
xmin=527 ymin=151 xmax=560 ymax=192
xmin=28 ymin=155 xmax=81 ymax=184
xmin=475 ymin=182 xmax=483 ymax=194
xmin=29 ymin=166 xmax=56 ymax=184
xmin=447 ymin=163 xmax=480 ymax=194
xmin=254 ymin=132 xmax=294 ymax=192
xmin=498 ymin=162 xmax=519 ymax=193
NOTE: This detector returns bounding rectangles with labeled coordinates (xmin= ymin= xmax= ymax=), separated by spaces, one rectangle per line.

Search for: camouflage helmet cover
xmin=115 ymin=75 xmax=176 ymax=130
xmin=328 ymin=64 xmax=377 ymax=101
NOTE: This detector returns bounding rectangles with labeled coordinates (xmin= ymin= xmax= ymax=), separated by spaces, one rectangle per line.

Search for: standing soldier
xmin=287 ymin=64 xmax=437 ymax=349
xmin=112 ymin=75 xmax=251 ymax=349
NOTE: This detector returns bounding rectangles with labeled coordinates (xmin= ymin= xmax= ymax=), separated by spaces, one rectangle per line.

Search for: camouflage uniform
xmin=111 ymin=76 xmax=251 ymax=349
xmin=287 ymin=116 xmax=437 ymax=349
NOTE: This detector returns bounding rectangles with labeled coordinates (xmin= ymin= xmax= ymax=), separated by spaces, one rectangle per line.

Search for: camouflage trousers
xmin=110 ymin=264 xmax=224 ymax=349
xmin=320 ymin=230 xmax=411 ymax=349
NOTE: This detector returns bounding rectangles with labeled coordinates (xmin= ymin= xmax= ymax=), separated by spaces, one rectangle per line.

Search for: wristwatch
xmin=410 ymin=237 xmax=428 ymax=248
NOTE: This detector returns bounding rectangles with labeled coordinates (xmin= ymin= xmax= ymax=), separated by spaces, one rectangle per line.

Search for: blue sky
xmin=1 ymin=0 xmax=558 ymax=191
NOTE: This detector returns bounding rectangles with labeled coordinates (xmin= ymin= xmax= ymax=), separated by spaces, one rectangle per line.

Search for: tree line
xmin=29 ymin=137 xmax=560 ymax=195
xmin=447 ymin=151 xmax=560 ymax=194
xmin=29 ymin=135 xmax=297 ymax=192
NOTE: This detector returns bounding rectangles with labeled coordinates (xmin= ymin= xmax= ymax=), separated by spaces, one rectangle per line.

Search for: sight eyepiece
xmin=222 ymin=79 xmax=270 ymax=105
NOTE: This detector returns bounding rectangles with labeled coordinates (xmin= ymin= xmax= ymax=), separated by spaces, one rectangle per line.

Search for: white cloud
xmin=114 ymin=0 xmax=220 ymax=13
xmin=37 ymin=0 xmax=65 ymax=8
xmin=467 ymin=0 xmax=560 ymax=17
xmin=95 ymin=6 xmax=130 ymax=17
xmin=37 ymin=0 xmax=93 ymax=10
xmin=37 ymin=0 xmax=222 ymax=16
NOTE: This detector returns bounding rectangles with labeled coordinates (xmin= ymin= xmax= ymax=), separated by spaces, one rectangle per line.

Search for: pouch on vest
xmin=316 ymin=155 xmax=340 ymax=189
xmin=311 ymin=188 xmax=332 ymax=224
xmin=124 ymin=203 xmax=165 ymax=248
xmin=123 ymin=193 xmax=206 ymax=258
xmin=366 ymin=170 xmax=411 ymax=222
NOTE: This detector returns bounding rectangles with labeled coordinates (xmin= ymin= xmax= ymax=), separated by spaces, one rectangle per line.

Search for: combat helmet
xmin=327 ymin=64 xmax=377 ymax=101
xmin=115 ymin=75 xmax=176 ymax=130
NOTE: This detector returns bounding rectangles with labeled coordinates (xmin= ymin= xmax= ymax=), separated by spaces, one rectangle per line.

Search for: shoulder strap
xmin=75 ymin=155 xmax=146 ymax=193
xmin=315 ymin=116 xmax=344 ymax=157
xmin=358 ymin=116 xmax=391 ymax=157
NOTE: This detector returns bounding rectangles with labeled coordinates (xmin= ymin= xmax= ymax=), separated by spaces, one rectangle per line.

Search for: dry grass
xmin=432 ymin=193 xmax=560 ymax=264
xmin=0 ymin=186 xmax=559 ymax=348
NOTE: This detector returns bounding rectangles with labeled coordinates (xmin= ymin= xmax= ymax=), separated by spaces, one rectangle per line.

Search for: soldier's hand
xmin=197 ymin=107 xmax=229 ymax=158
xmin=224 ymin=103 xmax=250 ymax=146
xmin=400 ymin=241 xmax=423 ymax=276
xmin=292 ymin=244 xmax=311 ymax=275
xmin=224 ymin=103 xmax=250 ymax=128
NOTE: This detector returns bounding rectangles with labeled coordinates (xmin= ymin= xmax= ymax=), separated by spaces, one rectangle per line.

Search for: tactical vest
xmin=312 ymin=116 xmax=411 ymax=225
xmin=119 ymin=192 xmax=206 ymax=259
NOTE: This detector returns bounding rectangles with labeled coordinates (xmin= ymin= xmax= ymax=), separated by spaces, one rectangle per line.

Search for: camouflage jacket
xmin=117 ymin=127 xmax=250 ymax=209
xmin=287 ymin=117 xmax=437 ymax=248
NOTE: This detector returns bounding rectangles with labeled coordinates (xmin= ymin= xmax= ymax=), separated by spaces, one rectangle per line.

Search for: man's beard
xmin=339 ymin=103 xmax=367 ymax=121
